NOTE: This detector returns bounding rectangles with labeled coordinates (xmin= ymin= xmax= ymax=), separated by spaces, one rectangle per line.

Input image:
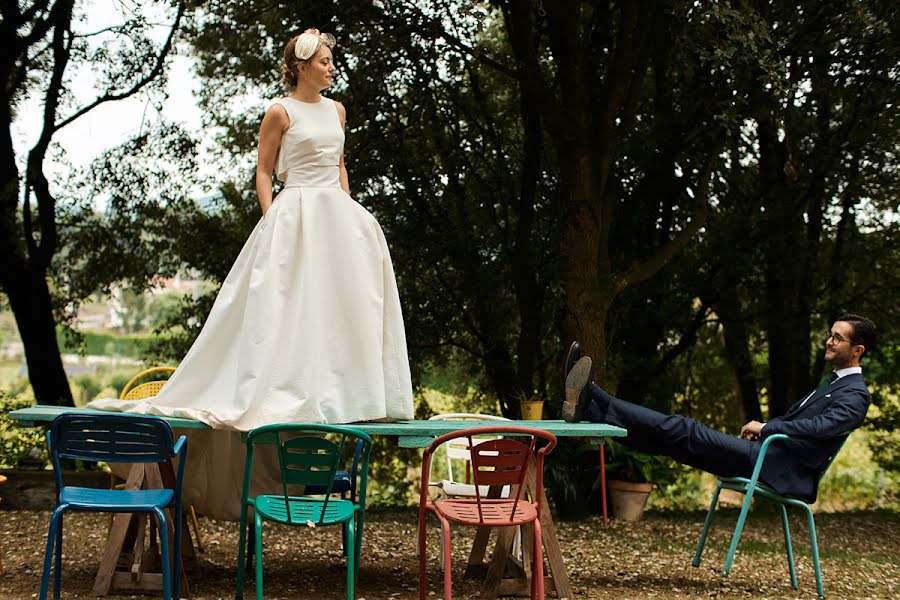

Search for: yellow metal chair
xmin=120 ymin=366 xmax=178 ymax=400
xmin=108 ymin=367 xmax=205 ymax=553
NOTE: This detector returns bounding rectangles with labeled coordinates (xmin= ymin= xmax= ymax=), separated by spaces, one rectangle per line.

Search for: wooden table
xmin=10 ymin=406 xmax=625 ymax=599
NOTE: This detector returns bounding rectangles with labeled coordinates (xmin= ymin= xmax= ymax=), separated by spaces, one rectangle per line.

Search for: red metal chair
xmin=417 ymin=426 xmax=557 ymax=600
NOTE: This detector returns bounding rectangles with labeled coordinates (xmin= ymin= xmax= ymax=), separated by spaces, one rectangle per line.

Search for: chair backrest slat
xmin=53 ymin=414 xmax=172 ymax=464
xmin=49 ymin=413 xmax=180 ymax=497
xmin=420 ymin=425 xmax=557 ymax=524
xmin=428 ymin=413 xmax=511 ymax=485
xmin=280 ymin=436 xmax=343 ymax=488
xmin=244 ymin=423 xmax=372 ymax=527
xmin=470 ymin=439 xmax=530 ymax=487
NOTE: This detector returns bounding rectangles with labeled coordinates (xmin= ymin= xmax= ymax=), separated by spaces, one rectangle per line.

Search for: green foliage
xmin=148 ymin=292 xmax=187 ymax=330
xmin=865 ymin=385 xmax=900 ymax=475
xmin=0 ymin=392 xmax=47 ymax=469
xmin=544 ymin=439 xmax=602 ymax=520
xmin=365 ymin=438 xmax=420 ymax=508
xmin=817 ymin=430 xmax=894 ymax=510
xmin=55 ymin=327 xmax=148 ymax=358
xmin=647 ymin=467 xmax=705 ymax=512
xmin=604 ymin=441 xmax=678 ymax=486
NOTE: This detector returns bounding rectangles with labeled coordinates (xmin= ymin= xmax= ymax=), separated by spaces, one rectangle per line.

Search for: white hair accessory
xmin=294 ymin=28 xmax=336 ymax=61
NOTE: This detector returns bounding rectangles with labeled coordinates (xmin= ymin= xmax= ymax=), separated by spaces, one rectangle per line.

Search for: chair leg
xmin=246 ymin=521 xmax=255 ymax=575
xmin=342 ymin=520 xmax=349 ymax=558
xmin=153 ymin=507 xmax=171 ymax=600
xmin=779 ymin=504 xmax=798 ymax=589
xmin=802 ymin=504 xmax=825 ymax=598
xmin=692 ymin=482 xmax=723 ymax=567
xmin=40 ymin=506 xmax=65 ymax=600
xmin=722 ymin=486 xmax=756 ymax=577
xmin=354 ymin=506 xmax=365 ymax=585
xmin=254 ymin=513 xmax=264 ymax=600
xmin=236 ymin=505 xmax=249 ymax=600
xmin=599 ymin=443 xmax=608 ymax=527
xmin=53 ymin=512 xmax=63 ymax=599
xmin=418 ymin=510 xmax=428 ymax=600
xmin=174 ymin=503 xmax=184 ymax=600
xmin=189 ymin=505 xmax=204 ymax=553
xmin=532 ymin=519 xmax=544 ymax=600
xmin=346 ymin=517 xmax=356 ymax=600
xmin=440 ymin=518 xmax=452 ymax=600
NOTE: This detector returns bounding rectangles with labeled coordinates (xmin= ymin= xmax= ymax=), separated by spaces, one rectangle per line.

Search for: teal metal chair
xmin=692 ymin=433 xmax=849 ymax=599
xmin=235 ymin=424 xmax=373 ymax=600
xmin=241 ymin=437 xmax=364 ymax=572
xmin=40 ymin=413 xmax=187 ymax=600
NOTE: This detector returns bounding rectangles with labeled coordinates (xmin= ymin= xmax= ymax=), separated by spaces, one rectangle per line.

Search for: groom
xmin=563 ymin=313 xmax=875 ymax=502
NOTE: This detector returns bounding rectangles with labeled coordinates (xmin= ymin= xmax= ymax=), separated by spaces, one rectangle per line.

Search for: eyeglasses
xmin=826 ymin=332 xmax=855 ymax=346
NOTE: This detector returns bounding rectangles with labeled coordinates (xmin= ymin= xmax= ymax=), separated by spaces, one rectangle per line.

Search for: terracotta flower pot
xmin=607 ymin=479 xmax=652 ymax=521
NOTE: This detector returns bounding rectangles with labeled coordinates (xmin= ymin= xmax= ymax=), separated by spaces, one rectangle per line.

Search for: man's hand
xmin=740 ymin=420 xmax=764 ymax=440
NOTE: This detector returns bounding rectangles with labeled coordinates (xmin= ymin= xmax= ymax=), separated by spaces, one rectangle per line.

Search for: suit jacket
xmin=756 ymin=372 xmax=870 ymax=502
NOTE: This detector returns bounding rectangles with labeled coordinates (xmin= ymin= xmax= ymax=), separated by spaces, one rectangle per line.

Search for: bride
xmin=90 ymin=29 xmax=414 ymax=518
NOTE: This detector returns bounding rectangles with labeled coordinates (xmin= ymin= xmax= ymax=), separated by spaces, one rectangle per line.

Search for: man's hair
xmin=836 ymin=313 xmax=877 ymax=356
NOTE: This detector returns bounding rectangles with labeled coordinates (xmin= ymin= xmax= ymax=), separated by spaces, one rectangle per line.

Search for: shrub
xmin=0 ymin=391 xmax=47 ymax=469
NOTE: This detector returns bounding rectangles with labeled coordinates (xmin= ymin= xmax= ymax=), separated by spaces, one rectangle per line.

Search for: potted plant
xmin=516 ymin=389 xmax=545 ymax=420
xmin=544 ymin=439 xmax=601 ymax=520
xmin=604 ymin=442 xmax=670 ymax=521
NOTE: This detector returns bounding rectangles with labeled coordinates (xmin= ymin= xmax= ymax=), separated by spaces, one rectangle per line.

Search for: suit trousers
xmin=586 ymin=383 xmax=758 ymax=480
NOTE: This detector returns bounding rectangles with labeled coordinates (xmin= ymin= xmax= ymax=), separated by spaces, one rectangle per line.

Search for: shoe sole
xmin=563 ymin=356 xmax=592 ymax=422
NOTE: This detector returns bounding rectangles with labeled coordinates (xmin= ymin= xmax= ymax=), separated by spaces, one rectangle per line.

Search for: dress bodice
xmin=274 ymin=96 xmax=344 ymax=188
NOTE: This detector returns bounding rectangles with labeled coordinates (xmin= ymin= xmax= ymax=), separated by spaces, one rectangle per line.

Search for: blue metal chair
xmin=40 ymin=413 xmax=187 ymax=600
xmin=235 ymin=424 xmax=372 ymax=600
xmin=692 ymin=433 xmax=849 ymax=599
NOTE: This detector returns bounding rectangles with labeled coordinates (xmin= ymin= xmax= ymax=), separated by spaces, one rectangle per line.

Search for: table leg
xmin=92 ymin=461 xmax=194 ymax=597
xmin=527 ymin=460 xmax=571 ymax=599
xmin=482 ymin=525 xmax=518 ymax=600
xmin=600 ymin=443 xmax=608 ymax=527
xmin=144 ymin=462 xmax=192 ymax=597
xmin=465 ymin=456 xmax=572 ymax=598
xmin=93 ymin=464 xmax=145 ymax=595
xmin=464 ymin=485 xmax=505 ymax=578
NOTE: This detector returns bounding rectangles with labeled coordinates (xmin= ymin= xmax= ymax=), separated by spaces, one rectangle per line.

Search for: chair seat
xmin=434 ymin=479 xmax=511 ymax=498
xmin=255 ymin=495 xmax=355 ymax=525
xmin=434 ymin=498 xmax=538 ymax=526
xmin=719 ymin=476 xmax=788 ymax=497
xmin=60 ymin=486 xmax=174 ymax=511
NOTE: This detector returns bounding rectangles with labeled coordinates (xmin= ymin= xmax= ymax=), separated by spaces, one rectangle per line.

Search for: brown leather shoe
xmin=563 ymin=356 xmax=592 ymax=422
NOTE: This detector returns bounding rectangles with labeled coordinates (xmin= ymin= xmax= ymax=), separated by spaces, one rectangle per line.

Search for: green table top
xmin=8 ymin=405 xmax=626 ymax=448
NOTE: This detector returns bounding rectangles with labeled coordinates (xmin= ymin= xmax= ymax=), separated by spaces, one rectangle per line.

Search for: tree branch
xmin=55 ymin=0 xmax=186 ymax=130
xmin=25 ymin=0 xmax=73 ymax=269
xmin=500 ymin=0 xmax=561 ymax=137
xmin=614 ymin=152 xmax=718 ymax=296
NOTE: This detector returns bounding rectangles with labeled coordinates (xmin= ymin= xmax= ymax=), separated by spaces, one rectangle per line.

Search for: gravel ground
xmin=0 ymin=508 xmax=897 ymax=599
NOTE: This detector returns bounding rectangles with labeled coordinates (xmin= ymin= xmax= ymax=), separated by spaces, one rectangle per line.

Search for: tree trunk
xmin=758 ymin=114 xmax=812 ymax=417
xmin=715 ymin=296 xmax=761 ymax=422
xmin=3 ymin=264 xmax=73 ymax=405
xmin=559 ymin=158 xmax=611 ymax=383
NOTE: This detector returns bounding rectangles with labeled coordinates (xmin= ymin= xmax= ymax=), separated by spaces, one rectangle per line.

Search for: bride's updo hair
xmin=281 ymin=28 xmax=337 ymax=88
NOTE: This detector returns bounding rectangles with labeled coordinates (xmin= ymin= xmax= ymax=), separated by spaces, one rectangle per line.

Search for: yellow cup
xmin=520 ymin=400 xmax=544 ymax=420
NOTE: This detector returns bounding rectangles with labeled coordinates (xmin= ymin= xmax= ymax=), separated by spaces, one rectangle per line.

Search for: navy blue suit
xmin=586 ymin=373 xmax=870 ymax=502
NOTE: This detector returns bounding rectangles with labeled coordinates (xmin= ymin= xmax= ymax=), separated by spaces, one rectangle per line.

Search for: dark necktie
xmin=819 ymin=371 xmax=839 ymax=389
xmin=799 ymin=371 xmax=838 ymax=408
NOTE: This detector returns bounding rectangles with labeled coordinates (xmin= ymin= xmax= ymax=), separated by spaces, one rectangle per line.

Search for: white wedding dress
xmin=89 ymin=96 xmax=414 ymax=518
